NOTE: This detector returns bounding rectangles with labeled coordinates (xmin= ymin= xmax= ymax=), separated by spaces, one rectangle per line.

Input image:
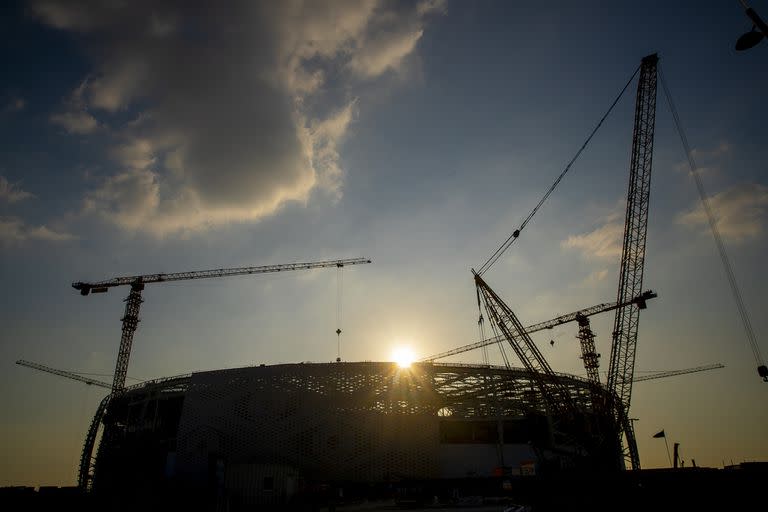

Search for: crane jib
xmin=72 ymin=258 xmax=372 ymax=295
xmin=421 ymin=290 xmax=656 ymax=362
xmin=71 ymin=257 xmax=371 ymax=395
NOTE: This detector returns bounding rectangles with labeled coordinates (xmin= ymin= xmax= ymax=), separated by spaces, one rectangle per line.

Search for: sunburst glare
xmin=391 ymin=346 xmax=416 ymax=369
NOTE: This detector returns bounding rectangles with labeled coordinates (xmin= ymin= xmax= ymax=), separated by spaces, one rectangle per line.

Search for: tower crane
xmin=421 ymin=291 xmax=657 ymax=369
xmin=606 ymin=53 xmax=658 ymax=470
xmin=73 ymin=257 xmax=371 ymax=395
xmin=72 ymin=256 xmax=370 ymax=490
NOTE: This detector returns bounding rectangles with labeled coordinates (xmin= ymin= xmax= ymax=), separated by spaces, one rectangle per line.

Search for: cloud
xmin=0 ymin=176 xmax=34 ymax=203
xmin=83 ymin=167 xmax=160 ymax=232
xmin=691 ymin=141 xmax=731 ymax=160
xmin=677 ymin=183 xmax=768 ymax=244
xmin=83 ymin=103 xmax=357 ymax=237
xmin=349 ymin=27 xmax=424 ymax=78
xmin=673 ymin=163 xmax=719 ymax=177
xmin=348 ymin=0 xmax=443 ymax=78
xmin=33 ymin=0 xmax=444 ymax=237
xmin=111 ymin=137 xmax=156 ymax=171
xmin=584 ymin=269 xmax=609 ymax=284
xmin=50 ymin=110 xmax=99 ymax=134
xmin=561 ymin=212 xmax=624 ymax=260
xmin=49 ymin=79 xmax=99 ymax=134
xmin=674 ymin=141 xmax=730 ymax=176
xmin=0 ymin=217 xmax=76 ymax=243
xmin=299 ymin=102 xmax=357 ymax=197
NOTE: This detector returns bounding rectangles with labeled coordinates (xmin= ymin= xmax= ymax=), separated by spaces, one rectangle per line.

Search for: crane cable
xmin=659 ymin=64 xmax=766 ymax=377
xmin=478 ymin=64 xmax=641 ymax=275
xmin=336 ymin=265 xmax=343 ymax=362
xmin=476 ymin=286 xmax=512 ymax=369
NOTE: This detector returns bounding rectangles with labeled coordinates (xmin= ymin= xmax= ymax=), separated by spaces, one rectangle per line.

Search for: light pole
xmin=735 ymin=0 xmax=768 ymax=50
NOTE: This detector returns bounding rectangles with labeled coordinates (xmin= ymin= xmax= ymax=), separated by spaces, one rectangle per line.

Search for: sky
xmin=1 ymin=0 xmax=767 ymax=486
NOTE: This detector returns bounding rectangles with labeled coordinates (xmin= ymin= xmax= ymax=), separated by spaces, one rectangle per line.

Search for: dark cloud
xmin=32 ymin=0 xmax=444 ymax=236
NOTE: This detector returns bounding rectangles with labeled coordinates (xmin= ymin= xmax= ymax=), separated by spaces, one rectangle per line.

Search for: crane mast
xmin=606 ymin=53 xmax=658 ymax=470
xmin=113 ymin=283 xmax=143 ymax=394
xmin=576 ymin=315 xmax=601 ymax=385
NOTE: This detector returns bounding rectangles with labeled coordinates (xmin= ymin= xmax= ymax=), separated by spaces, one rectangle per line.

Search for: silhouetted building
xmin=85 ymin=362 xmax=616 ymax=507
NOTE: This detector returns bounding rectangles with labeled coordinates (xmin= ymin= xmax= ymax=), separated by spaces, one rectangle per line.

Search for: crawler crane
xmin=472 ymin=54 xmax=659 ymax=471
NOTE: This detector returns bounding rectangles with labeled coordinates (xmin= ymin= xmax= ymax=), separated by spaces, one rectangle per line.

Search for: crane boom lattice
xmin=422 ymin=291 xmax=656 ymax=363
xmin=632 ymin=363 xmax=725 ymax=383
xmin=606 ymin=53 xmax=658 ymax=470
xmin=16 ymin=360 xmax=113 ymax=389
xmin=72 ymin=258 xmax=371 ymax=295
xmin=473 ymin=271 xmax=576 ymax=417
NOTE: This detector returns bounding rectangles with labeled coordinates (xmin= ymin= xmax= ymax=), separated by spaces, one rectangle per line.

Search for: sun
xmin=391 ymin=346 xmax=416 ymax=369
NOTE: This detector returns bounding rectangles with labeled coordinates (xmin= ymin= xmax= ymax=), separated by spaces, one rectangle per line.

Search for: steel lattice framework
xmin=72 ymin=258 xmax=371 ymax=294
xmin=16 ymin=360 xmax=112 ymax=389
xmin=422 ymin=291 xmax=656 ymax=363
xmin=473 ymin=273 xmax=577 ymax=419
xmin=86 ymin=362 xmax=615 ymax=493
xmin=79 ymin=373 xmax=192 ymax=490
xmin=575 ymin=315 xmax=601 ymax=385
xmin=78 ymin=394 xmax=110 ymax=490
xmin=606 ymin=53 xmax=658 ymax=470
xmin=113 ymin=284 xmax=143 ymax=393
xmin=473 ymin=273 xmax=625 ymax=469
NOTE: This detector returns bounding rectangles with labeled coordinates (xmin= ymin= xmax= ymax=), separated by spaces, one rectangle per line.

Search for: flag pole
xmin=654 ymin=430 xmax=672 ymax=467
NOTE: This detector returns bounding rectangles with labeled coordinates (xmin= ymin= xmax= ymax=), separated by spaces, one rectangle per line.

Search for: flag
xmin=653 ymin=430 xmax=665 ymax=438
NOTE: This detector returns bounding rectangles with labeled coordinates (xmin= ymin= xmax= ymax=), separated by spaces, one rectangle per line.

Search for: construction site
xmin=7 ymin=52 xmax=767 ymax=512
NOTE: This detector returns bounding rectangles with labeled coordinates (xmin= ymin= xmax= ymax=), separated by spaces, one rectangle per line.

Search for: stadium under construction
xmin=81 ymin=361 xmax=621 ymax=506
